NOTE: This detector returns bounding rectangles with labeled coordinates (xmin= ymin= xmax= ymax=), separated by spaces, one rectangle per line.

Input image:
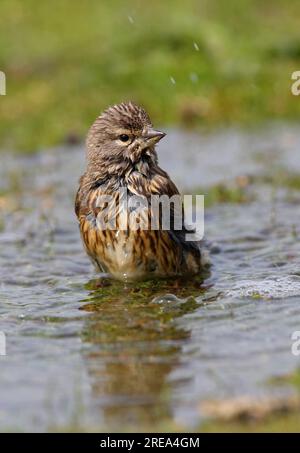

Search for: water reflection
xmin=79 ymin=277 xmax=208 ymax=430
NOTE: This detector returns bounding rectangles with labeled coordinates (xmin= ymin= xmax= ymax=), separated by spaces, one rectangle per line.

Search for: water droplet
xmin=128 ymin=15 xmax=134 ymax=24
xmin=170 ymin=76 xmax=176 ymax=85
xmin=193 ymin=42 xmax=200 ymax=51
xmin=189 ymin=72 xmax=199 ymax=83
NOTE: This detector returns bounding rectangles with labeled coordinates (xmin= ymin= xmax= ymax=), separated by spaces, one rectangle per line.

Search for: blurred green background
xmin=0 ymin=0 xmax=300 ymax=152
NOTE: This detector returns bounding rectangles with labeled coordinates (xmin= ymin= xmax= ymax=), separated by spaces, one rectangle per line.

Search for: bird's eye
xmin=119 ymin=134 xmax=129 ymax=142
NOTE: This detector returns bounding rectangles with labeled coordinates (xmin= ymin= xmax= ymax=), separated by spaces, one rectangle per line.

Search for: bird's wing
xmin=147 ymin=167 xmax=202 ymax=262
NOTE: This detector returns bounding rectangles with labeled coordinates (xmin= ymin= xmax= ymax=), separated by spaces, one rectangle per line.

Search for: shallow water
xmin=1 ymin=124 xmax=300 ymax=431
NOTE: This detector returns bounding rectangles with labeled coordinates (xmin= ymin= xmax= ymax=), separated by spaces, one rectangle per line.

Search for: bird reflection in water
xmin=79 ymin=276 xmax=209 ymax=431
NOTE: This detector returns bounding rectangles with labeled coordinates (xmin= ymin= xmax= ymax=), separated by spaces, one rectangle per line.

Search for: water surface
xmin=1 ymin=124 xmax=300 ymax=431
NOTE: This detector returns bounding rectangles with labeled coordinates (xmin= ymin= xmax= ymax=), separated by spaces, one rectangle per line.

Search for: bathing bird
xmin=75 ymin=102 xmax=208 ymax=280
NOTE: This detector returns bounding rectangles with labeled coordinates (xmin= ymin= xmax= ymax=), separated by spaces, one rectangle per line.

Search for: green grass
xmin=1 ymin=0 xmax=300 ymax=151
xmin=198 ymin=182 xmax=253 ymax=206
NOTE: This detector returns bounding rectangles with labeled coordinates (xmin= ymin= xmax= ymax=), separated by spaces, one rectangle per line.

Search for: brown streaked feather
xmin=75 ymin=102 xmax=207 ymax=280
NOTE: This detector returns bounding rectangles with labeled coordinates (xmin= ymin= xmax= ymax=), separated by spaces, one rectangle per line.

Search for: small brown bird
xmin=75 ymin=102 xmax=208 ymax=280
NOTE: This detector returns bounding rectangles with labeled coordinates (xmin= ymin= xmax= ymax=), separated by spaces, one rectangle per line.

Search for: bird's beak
xmin=145 ymin=129 xmax=166 ymax=145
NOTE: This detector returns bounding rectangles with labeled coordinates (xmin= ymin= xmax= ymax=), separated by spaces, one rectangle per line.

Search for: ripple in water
xmin=1 ymin=126 xmax=300 ymax=431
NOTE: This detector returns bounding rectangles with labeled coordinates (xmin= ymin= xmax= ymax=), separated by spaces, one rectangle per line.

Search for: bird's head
xmin=86 ymin=102 xmax=165 ymax=174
